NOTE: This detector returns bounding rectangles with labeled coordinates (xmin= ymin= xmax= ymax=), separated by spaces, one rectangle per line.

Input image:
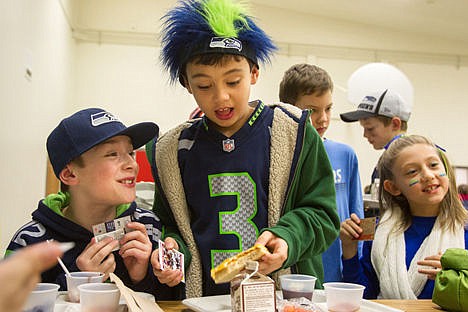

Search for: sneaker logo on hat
xmin=382 ymin=107 xmax=392 ymax=114
xmin=91 ymin=112 xmax=120 ymax=127
xmin=209 ymin=37 xmax=242 ymax=51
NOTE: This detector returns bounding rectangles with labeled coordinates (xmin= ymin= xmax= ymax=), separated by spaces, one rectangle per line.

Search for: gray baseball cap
xmin=340 ymin=89 xmax=411 ymax=122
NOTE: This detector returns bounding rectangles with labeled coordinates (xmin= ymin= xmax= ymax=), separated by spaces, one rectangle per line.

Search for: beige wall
xmin=1 ymin=0 xmax=468 ymax=255
xmin=0 ymin=0 xmax=76 ymax=254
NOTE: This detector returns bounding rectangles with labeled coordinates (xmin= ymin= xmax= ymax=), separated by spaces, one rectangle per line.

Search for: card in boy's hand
xmin=92 ymin=215 xmax=134 ymax=251
xmin=158 ymin=240 xmax=185 ymax=283
xmin=356 ymin=217 xmax=377 ymax=241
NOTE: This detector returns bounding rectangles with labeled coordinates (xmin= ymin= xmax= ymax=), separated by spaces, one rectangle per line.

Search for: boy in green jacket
xmin=148 ymin=0 xmax=339 ymax=297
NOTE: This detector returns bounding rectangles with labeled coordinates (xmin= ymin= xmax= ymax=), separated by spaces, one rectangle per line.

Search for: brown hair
xmin=377 ymin=135 xmax=467 ymax=232
xmin=279 ymin=64 xmax=333 ymax=105
xmin=60 ymin=156 xmax=86 ymax=192
xmin=376 ymin=115 xmax=408 ymax=131
xmin=458 ymin=184 xmax=468 ymax=195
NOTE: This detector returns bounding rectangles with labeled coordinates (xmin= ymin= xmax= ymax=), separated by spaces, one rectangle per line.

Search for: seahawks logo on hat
xmin=363 ymin=96 xmax=377 ymax=102
xmin=91 ymin=112 xmax=120 ymax=126
xmin=209 ymin=37 xmax=242 ymax=51
xmin=358 ymin=96 xmax=378 ymax=112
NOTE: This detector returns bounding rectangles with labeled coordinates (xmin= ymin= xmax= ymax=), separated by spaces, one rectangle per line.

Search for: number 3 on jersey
xmin=209 ymin=173 xmax=259 ymax=268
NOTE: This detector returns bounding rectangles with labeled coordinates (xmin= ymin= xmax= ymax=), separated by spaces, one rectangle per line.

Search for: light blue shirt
xmin=322 ymin=138 xmax=364 ymax=282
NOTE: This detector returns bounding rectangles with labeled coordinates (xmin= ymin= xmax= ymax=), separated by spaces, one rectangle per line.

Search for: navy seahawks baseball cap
xmin=340 ymin=89 xmax=411 ymax=122
xmin=47 ymin=108 xmax=158 ymax=178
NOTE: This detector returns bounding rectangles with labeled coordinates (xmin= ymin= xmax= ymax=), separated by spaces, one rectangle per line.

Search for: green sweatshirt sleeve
xmin=146 ymin=142 xmax=192 ymax=269
xmin=153 ymin=186 xmax=192 ymax=270
xmin=266 ymin=121 xmax=340 ymax=269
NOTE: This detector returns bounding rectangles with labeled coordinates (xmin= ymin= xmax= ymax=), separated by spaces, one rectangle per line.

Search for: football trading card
xmin=92 ymin=216 xmax=133 ymax=251
xmin=158 ymin=240 xmax=185 ymax=283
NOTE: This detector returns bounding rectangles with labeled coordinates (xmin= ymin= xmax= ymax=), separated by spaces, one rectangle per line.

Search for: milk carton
xmin=230 ymin=261 xmax=276 ymax=312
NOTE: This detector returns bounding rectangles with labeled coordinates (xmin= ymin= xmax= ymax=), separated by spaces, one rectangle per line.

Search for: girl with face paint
xmin=339 ymin=135 xmax=467 ymax=300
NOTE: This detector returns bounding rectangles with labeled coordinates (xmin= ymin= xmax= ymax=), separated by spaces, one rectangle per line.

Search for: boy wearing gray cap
xmin=5 ymin=108 xmax=180 ymax=299
xmin=340 ymin=89 xmax=411 ymax=183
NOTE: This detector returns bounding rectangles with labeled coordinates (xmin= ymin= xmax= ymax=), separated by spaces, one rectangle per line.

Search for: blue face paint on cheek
xmin=409 ymin=179 xmax=419 ymax=187
xmin=439 ymin=172 xmax=447 ymax=177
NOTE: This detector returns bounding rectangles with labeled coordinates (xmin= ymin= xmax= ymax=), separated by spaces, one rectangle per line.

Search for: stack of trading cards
xmin=92 ymin=216 xmax=133 ymax=251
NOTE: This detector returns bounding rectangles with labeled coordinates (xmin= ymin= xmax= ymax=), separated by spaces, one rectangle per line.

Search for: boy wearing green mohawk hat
xmin=148 ymin=0 xmax=340 ymax=297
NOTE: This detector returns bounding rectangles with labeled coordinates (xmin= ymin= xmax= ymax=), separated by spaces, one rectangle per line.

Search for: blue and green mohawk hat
xmin=160 ymin=0 xmax=277 ymax=84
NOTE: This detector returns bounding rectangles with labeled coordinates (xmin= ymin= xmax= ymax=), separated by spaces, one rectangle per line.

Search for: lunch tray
xmin=182 ymin=290 xmax=404 ymax=312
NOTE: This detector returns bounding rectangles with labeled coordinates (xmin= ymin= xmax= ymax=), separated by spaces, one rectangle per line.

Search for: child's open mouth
xmin=119 ymin=178 xmax=135 ymax=185
xmin=215 ymin=107 xmax=233 ymax=120
xmin=423 ymin=184 xmax=439 ymax=193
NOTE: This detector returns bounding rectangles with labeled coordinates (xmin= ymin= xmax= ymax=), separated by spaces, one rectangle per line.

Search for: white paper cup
xmin=323 ymin=282 xmax=365 ymax=312
xmin=66 ymin=271 xmax=104 ymax=303
xmin=279 ymin=274 xmax=317 ymax=300
xmin=79 ymin=283 xmax=120 ymax=312
xmin=22 ymin=283 xmax=59 ymax=312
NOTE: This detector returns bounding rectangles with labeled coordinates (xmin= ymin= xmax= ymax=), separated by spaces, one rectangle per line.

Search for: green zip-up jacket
xmin=147 ymin=102 xmax=339 ymax=298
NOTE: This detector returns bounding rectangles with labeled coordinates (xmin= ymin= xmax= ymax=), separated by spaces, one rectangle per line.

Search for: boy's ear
xmin=250 ymin=66 xmax=259 ymax=85
xmin=383 ymin=179 xmax=401 ymax=196
xmin=59 ymin=165 xmax=78 ymax=186
xmin=390 ymin=117 xmax=402 ymax=130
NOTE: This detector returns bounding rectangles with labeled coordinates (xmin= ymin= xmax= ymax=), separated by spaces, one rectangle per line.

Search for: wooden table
xmin=157 ymin=299 xmax=442 ymax=311
xmin=370 ymin=299 xmax=441 ymax=311
xmin=157 ymin=301 xmax=187 ymax=311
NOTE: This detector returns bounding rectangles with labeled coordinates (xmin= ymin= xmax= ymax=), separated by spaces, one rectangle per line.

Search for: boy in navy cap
xmin=148 ymin=0 xmax=340 ymax=297
xmin=5 ymin=108 xmax=180 ymax=299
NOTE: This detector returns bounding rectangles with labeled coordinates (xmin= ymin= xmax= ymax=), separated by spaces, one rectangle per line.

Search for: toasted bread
xmin=210 ymin=244 xmax=269 ymax=284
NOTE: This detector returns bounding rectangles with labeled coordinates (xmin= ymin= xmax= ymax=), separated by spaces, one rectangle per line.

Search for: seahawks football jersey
xmin=178 ymin=101 xmax=272 ymax=295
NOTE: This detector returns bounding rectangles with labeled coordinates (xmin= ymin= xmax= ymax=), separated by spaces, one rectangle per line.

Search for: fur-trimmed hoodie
xmin=147 ymin=102 xmax=339 ymax=298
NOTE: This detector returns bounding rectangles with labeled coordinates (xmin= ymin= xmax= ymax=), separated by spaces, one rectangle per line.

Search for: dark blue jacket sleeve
xmin=342 ymin=241 xmax=380 ymax=299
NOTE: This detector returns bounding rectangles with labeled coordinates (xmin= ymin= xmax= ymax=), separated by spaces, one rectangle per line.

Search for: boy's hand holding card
xmin=92 ymin=216 xmax=134 ymax=251
xmin=355 ymin=217 xmax=377 ymax=241
xmin=158 ymin=240 xmax=185 ymax=283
